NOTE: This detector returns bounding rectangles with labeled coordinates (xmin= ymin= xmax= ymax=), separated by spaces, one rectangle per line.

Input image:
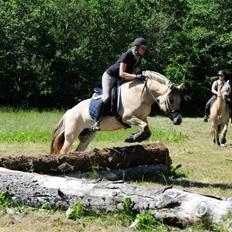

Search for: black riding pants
xmin=205 ymin=95 xmax=217 ymax=116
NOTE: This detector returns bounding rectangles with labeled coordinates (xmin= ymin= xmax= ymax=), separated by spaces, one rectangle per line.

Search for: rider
xmin=92 ymin=37 xmax=148 ymax=131
xmin=203 ymin=70 xmax=231 ymax=122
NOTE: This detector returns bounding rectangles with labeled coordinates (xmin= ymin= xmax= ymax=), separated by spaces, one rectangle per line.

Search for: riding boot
xmin=92 ymin=100 xmax=105 ymax=131
xmin=203 ymin=96 xmax=216 ymax=122
xmin=203 ymin=104 xmax=210 ymax=122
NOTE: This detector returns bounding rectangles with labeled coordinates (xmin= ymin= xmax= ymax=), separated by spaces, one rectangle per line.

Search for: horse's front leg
xmin=211 ymin=123 xmax=218 ymax=145
xmin=220 ymin=123 xmax=228 ymax=145
xmin=123 ymin=116 xmax=151 ymax=143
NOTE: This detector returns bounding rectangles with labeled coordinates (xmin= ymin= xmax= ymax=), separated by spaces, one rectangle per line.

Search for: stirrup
xmin=92 ymin=121 xmax=101 ymax=131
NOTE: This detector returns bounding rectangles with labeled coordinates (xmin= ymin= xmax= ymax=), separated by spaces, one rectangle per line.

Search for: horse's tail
xmin=50 ymin=117 xmax=65 ymax=155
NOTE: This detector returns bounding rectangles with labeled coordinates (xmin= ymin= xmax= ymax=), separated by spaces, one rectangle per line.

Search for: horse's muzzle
xmin=167 ymin=110 xmax=182 ymax=125
xmin=172 ymin=113 xmax=182 ymax=125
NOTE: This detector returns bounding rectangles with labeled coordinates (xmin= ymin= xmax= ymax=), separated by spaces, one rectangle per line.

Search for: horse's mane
xmin=144 ymin=70 xmax=170 ymax=85
xmin=221 ymin=81 xmax=231 ymax=95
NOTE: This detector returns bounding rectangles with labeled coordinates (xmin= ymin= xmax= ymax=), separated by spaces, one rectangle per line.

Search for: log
xmin=64 ymin=164 xmax=168 ymax=181
xmin=0 ymin=167 xmax=232 ymax=229
xmin=0 ymin=142 xmax=171 ymax=174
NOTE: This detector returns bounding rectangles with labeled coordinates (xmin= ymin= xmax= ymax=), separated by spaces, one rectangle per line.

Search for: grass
xmin=0 ymin=109 xmax=187 ymax=155
xmin=0 ymin=108 xmax=60 ymax=143
xmin=0 ymin=108 xmax=232 ymax=231
xmin=0 ymin=109 xmax=187 ymax=144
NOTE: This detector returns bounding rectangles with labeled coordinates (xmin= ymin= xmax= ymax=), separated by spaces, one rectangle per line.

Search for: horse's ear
xmin=168 ymin=82 xmax=175 ymax=89
xmin=176 ymin=83 xmax=184 ymax=90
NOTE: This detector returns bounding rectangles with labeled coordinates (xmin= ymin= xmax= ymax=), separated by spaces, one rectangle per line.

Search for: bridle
xmin=217 ymin=82 xmax=230 ymax=100
xmin=141 ymin=76 xmax=181 ymax=118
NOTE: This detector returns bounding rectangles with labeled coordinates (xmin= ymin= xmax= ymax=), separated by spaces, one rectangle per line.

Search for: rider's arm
xmin=119 ymin=62 xmax=137 ymax=81
xmin=211 ymin=81 xmax=218 ymax=95
xmin=227 ymin=80 xmax=231 ymax=94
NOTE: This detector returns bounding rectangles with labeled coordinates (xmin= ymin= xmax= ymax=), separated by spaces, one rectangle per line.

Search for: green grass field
xmin=0 ymin=109 xmax=232 ymax=231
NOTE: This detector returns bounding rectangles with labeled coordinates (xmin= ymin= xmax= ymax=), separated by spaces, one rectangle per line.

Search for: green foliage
xmin=207 ymin=211 xmax=232 ymax=232
xmin=164 ymin=0 xmax=232 ymax=115
xmin=66 ymin=201 xmax=86 ymax=220
xmin=0 ymin=0 xmax=231 ymax=113
xmin=113 ymin=197 xmax=135 ymax=226
xmin=0 ymin=192 xmax=11 ymax=208
xmin=133 ymin=211 xmax=168 ymax=231
xmin=123 ymin=197 xmax=135 ymax=218
xmin=40 ymin=202 xmax=56 ymax=212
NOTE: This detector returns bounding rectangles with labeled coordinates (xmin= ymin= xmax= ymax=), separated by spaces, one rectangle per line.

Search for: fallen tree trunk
xmin=0 ymin=167 xmax=232 ymax=229
xmin=0 ymin=142 xmax=170 ymax=174
xmin=66 ymin=163 xmax=168 ymax=181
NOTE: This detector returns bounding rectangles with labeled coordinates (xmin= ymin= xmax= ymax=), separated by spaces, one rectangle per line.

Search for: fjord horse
xmin=210 ymin=81 xmax=231 ymax=146
xmin=51 ymin=71 xmax=182 ymax=154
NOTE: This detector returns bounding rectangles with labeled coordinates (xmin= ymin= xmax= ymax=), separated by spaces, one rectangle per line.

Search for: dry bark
xmin=0 ymin=167 xmax=232 ymax=229
xmin=65 ymin=163 xmax=168 ymax=181
xmin=0 ymin=142 xmax=170 ymax=174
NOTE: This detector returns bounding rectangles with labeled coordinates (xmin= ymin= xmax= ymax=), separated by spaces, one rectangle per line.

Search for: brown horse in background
xmin=210 ymin=81 xmax=231 ymax=146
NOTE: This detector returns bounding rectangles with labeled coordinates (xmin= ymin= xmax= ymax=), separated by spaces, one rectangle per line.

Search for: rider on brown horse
xmin=203 ymin=70 xmax=232 ymax=122
xmin=92 ymin=37 xmax=148 ymax=131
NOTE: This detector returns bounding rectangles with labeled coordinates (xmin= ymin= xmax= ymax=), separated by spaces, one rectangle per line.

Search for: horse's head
xmin=219 ymin=81 xmax=231 ymax=100
xmin=144 ymin=71 xmax=183 ymax=125
xmin=157 ymin=83 xmax=182 ymax=125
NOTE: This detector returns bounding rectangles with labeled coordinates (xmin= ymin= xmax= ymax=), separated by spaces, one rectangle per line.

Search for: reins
xmin=141 ymin=76 xmax=160 ymax=106
xmin=142 ymin=76 xmax=179 ymax=117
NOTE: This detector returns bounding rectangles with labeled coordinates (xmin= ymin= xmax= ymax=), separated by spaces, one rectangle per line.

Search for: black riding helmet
xmin=218 ymin=70 xmax=225 ymax=76
xmin=133 ymin=37 xmax=147 ymax=47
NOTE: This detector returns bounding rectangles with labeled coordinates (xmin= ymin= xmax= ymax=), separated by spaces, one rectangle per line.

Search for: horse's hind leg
xmin=75 ymin=129 xmax=96 ymax=151
xmin=216 ymin=125 xmax=221 ymax=146
xmin=60 ymin=120 xmax=83 ymax=155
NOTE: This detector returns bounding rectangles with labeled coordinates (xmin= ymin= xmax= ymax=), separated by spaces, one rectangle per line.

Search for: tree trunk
xmin=0 ymin=142 xmax=171 ymax=174
xmin=0 ymin=167 xmax=232 ymax=229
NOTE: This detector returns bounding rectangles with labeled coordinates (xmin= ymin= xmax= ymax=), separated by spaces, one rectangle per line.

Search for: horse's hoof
xmin=124 ymin=136 xmax=135 ymax=143
xmin=220 ymin=138 xmax=226 ymax=144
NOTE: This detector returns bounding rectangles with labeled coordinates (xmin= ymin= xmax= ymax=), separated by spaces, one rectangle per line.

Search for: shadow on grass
xmin=64 ymin=164 xmax=232 ymax=193
xmin=225 ymin=143 xmax=232 ymax=148
xmin=169 ymin=179 xmax=232 ymax=191
xmin=144 ymin=165 xmax=232 ymax=192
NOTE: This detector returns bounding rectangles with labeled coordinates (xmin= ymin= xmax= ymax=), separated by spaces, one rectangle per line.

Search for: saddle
xmin=89 ymin=83 xmax=130 ymax=128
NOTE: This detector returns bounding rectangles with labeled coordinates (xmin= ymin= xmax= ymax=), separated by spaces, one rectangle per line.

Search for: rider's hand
xmin=135 ymin=74 xmax=146 ymax=81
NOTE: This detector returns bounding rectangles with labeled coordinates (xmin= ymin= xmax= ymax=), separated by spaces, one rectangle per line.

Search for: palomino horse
xmin=50 ymin=71 xmax=182 ymax=154
xmin=210 ymin=81 xmax=231 ymax=146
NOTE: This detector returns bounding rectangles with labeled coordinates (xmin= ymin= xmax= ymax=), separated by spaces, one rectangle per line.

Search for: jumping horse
xmin=50 ymin=71 xmax=182 ymax=154
xmin=210 ymin=81 xmax=231 ymax=146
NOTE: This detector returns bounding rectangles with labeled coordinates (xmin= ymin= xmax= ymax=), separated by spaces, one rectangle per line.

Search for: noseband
xmin=142 ymin=77 xmax=180 ymax=117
